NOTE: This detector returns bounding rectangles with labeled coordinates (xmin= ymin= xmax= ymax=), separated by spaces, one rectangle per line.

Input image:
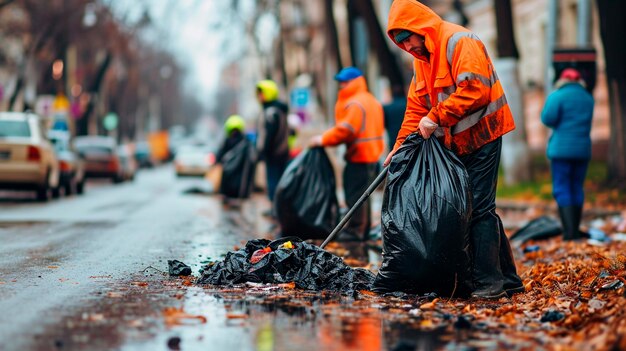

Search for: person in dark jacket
xmin=541 ymin=68 xmax=594 ymax=241
xmin=216 ymin=115 xmax=246 ymax=164
xmin=383 ymin=85 xmax=407 ymax=152
xmin=256 ymin=80 xmax=290 ymax=207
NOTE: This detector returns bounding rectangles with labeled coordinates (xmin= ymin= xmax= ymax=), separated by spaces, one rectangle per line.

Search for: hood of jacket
xmin=386 ymin=0 xmax=443 ymax=60
xmin=337 ymin=76 xmax=368 ymax=101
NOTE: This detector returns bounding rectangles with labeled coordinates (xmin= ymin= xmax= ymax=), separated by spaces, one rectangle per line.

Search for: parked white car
xmin=0 ymin=112 xmax=61 ymax=201
xmin=174 ymin=143 xmax=216 ymax=177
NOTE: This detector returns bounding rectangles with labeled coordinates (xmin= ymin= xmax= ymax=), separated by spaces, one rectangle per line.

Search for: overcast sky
xmin=108 ymin=0 xmax=262 ymax=110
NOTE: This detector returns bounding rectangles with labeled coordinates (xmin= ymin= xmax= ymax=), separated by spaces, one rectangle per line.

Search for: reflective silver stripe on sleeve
xmin=339 ymin=122 xmax=356 ymax=133
xmin=451 ymin=94 xmax=508 ymax=135
xmin=353 ymin=136 xmax=383 ymax=143
xmin=437 ymin=85 xmax=457 ymax=103
xmin=344 ymin=102 xmax=366 ymax=133
xmin=424 ymin=94 xmax=432 ymax=109
xmin=447 ymin=32 xmax=481 ymax=66
xmin=456 ymin=72 xmax=492 ymax=87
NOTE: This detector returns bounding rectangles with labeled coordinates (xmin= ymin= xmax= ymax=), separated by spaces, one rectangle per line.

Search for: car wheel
xmin=36 ymin=184 xmax=50 ymax=202
xmin=65 ymin=180 xmax=74 ymax=196
xmin=36 ymin=171 xmax=51 ymax=201
xmin=51 ymin=186 xmax=61 ymax=198
xmin=76 ymin=180 xmax=85 ymax=194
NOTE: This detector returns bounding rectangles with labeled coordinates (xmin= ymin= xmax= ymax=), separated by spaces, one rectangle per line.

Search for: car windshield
xmin=0 ymin=120 xmax=31 ymax=138
xmin=78 ymin=146 xmax=113 ymax=156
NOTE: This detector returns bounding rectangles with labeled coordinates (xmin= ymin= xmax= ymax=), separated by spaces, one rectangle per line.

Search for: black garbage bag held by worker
xmin=384 ymin=0 xmax=523 ymax=299
xmin=373 ymin=134 xmax=473 ymax=297
xmin=217 ymin=115 xmax=257 ymax=200
xmin=274 ymin=148 xmax=339 ymax=240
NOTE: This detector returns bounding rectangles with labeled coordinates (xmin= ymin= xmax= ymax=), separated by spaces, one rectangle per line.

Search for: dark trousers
xmin=550 ymin=158 xmax=589 ymax=207
xmin=343 ymin=162 xmax=378 ymax=239
xmin=458 ymin=137 xmax=522 ymax=293
xmin=266 ymin=161 xmax=287 ymax=202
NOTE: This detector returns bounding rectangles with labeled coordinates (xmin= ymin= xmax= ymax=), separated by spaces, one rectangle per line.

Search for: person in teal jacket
xmin=541 ymin=68 xmax=594 ymax=241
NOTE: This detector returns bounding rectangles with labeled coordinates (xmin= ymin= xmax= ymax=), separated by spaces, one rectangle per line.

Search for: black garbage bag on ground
xmin=220 ymin=138 xmax=257 ymax=199
xmin=168 ymin=260 xmax=192 ymax=276
xmin=197 ymin=237 xmax=374 ymax=294
xmin=373 ymin=134 xmax=473 ymax=297
xmin=274 ymin=148 xmax=339 ymax=240
xmin=509 ymin=216 xmax=562 ymax=244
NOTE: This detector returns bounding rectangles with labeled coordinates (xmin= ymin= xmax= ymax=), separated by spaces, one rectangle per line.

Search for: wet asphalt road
xmin=0 ymin=166 xmax=278 ymax=351
xmin=0 ymin=166 xmax=504 ymax=351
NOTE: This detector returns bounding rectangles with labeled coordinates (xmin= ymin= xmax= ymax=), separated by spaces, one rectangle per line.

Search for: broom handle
xmin=320 ymin=165 xmax=389 ymax=249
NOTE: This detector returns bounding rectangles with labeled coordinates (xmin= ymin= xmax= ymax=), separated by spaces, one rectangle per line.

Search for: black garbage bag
xmin=197 ymin=237 xmax=374 ymax=294
xmin=220 ymin=138 xmax=257 ymax=199
xmin=373 ymin=134 xmax=473 ymax=297
xmin=168 ymin=260 xmax=192 ymax=276
xmin=509 ymin=216 xmax=562 ymax=244
xmin=274 ymin=148 xmax=339 ymax=240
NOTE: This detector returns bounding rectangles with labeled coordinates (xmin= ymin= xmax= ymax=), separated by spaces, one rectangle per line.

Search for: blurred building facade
xmin=266 ymin=0 xmax=608 ymax=159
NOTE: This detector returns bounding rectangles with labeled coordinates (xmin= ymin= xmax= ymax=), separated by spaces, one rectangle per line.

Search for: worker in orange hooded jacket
xmin=384 ymin=0 xmax=523 ymax=299
xmin=310 ymin=67 xmax=384 ymax=241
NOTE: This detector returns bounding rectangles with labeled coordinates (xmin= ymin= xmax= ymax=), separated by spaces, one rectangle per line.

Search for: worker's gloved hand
xmin=383 ymin=148 xmax=398 ymax=167
xmin=418 ymin=117 xmax=438 ymax=139
xmin=308 ymin=135 xmax=323 ymax=147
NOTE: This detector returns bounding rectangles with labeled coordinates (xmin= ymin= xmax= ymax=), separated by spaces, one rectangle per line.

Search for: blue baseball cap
xmin=334 ymin=67 xmax=363 ymax=82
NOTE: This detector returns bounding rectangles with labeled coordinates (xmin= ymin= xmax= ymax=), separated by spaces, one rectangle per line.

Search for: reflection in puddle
xmin=172 ymin=285 xmax=453 ymax=351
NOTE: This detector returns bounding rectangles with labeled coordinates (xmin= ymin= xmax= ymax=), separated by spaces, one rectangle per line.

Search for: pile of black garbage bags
xmin=169 ymin=134 xmax=495 ymax=298
xmin=196 ymin=237 xmax=374 ymax=295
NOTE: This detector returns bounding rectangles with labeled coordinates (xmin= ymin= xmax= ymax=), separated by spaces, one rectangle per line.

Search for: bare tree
xmin=597 ymin=0 xmax=626 ymax=185
xmin=493 ymin=0 xmax=532 ymax=184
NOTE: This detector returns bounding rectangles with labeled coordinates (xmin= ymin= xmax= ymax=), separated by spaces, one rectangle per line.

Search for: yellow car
xmin=0 ymin=112 xmax=61 ymax=201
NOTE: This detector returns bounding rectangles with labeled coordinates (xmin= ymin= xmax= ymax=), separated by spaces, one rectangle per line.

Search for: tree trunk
xmin=77 ymin=52 xmax=112 ymax=136
xmin=347 ymin=0 xmax=406 ymax=94
xmin=597 ymin=0 xmax=626 ymax=185
xmin=324 ymin=0 xmax=342 ymax=68
xmin=494 ymin=0 xmax=532 ymax=184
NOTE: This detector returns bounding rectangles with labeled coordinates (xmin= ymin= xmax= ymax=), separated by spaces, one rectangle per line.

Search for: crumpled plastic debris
xmin=540 ymin=310 xmax=565 ymax=322
xmin=510 ymin=216 xmax=562 ymax=244
xmin=278 ymin=241 xmax=294 ymax=250
xmin=250 ymin=247 xmax=272 ymax=264
xmin=168 ymin=260 xmax=192 ymax=276
xmin=196 ymin=237 xmax=375 ymax=294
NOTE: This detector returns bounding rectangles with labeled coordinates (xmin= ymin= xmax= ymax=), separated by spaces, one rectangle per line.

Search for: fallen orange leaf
xmin=226 ymin=312 xmax=249 ymax=319
xmin=162 ymin=307 xmax=207 ymax=327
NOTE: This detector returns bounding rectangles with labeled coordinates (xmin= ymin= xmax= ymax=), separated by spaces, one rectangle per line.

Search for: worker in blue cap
xmin=309 ymin=66 xmax=385 ymax=241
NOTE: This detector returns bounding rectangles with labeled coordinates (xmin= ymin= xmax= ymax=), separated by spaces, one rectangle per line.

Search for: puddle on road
xmin=164 ymin=285 xmax=456 ymax=351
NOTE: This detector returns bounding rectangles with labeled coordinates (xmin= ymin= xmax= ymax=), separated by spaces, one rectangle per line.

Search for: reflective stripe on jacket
xmin=387 ymin=0 xmax=515 ymax=156
xmin=321 ymin=76 xmax=384 ymax=163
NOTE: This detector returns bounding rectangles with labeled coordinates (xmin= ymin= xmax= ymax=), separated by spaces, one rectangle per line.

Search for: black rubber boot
xmin=573 ymin=205 xmax=585 ymax=239
xmin=498 ymin=220 xmax=525 ymax=297
xmin=559 ymin=206 xmax=581 ymax=241
xmin=470 ymin=218 xmax=507 ymax=300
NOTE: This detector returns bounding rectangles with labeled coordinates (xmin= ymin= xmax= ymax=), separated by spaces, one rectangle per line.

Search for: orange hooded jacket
xmin=387 ymin=0 xmax=515 ymax=156
xmin=321 ymin=76 xmax=385 ymax=163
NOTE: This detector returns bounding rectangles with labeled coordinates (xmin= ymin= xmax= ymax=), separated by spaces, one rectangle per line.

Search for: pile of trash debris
xmin=194 ymin=237 xmax=374 ymax=294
